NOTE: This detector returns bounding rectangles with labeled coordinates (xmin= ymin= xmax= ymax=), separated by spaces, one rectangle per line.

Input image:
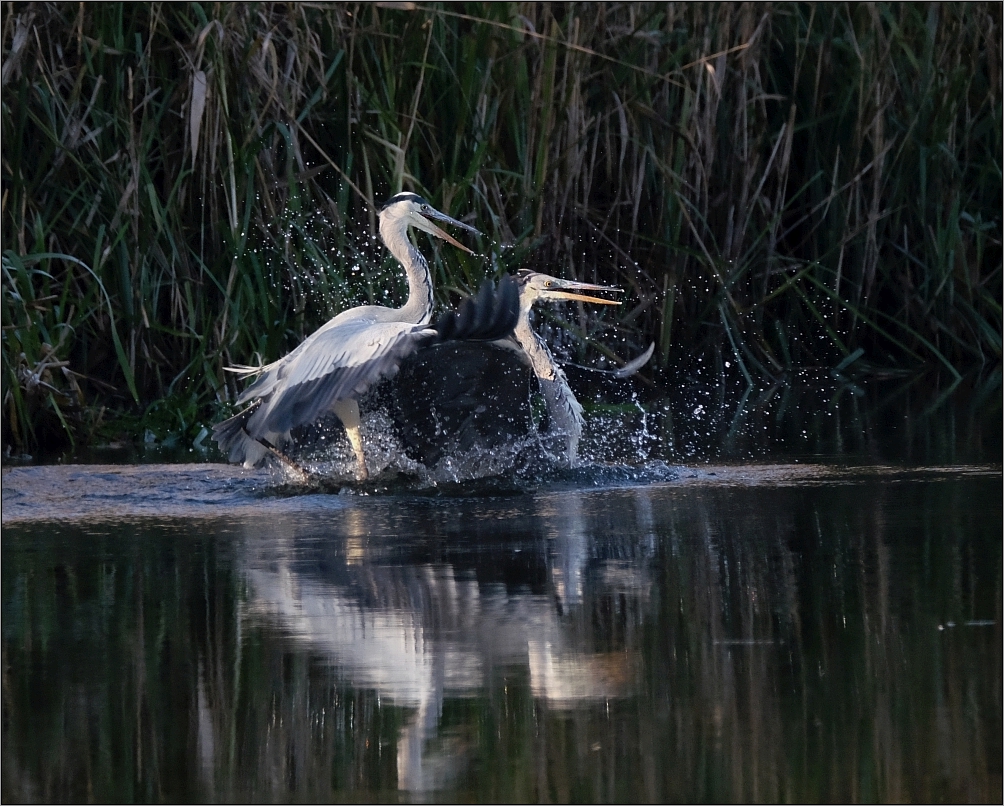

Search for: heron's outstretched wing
xmin=246 ymin=318 xmax=435 ymax=437
xmin=433 ymin=274 xmax=519 ymax=342
xmin=248 ymin=277 xmax=521 ymax=436
xmin=391 ymin=340 xmax=536 ymax=467
xmin=213 ymin=320 xmax=433 ymax=466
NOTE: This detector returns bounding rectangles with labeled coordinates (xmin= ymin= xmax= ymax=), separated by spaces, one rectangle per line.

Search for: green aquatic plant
xmin=1 ymin=3 xmax=1000 ymax=453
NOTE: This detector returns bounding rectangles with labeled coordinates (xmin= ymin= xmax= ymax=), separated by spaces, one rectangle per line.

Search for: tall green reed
xmin=2 ymin=2 xmax=1000 ymax=452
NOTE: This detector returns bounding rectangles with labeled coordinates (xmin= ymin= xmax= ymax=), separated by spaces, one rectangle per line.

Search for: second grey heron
xmin=391 ymin=270 xmax=653 ymax=469
xmin=213 ymin=192 xmax=504 ymax=479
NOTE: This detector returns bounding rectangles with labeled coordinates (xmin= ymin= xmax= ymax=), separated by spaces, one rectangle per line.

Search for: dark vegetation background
xmin=2 ymin=2 xmax=1001 ymax=455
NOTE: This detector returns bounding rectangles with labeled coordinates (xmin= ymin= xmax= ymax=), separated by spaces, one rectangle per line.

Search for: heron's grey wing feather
xmin=231 ymin=312 xmax=362 ymax=405
xmin=432 ymin=276 xmax=519 ymax=342
xmin=246 ymin=320 xmax=434 ymax=436
xmin=212 ymin=406 xmax=256 ymax=461
xmin=232 ymin=330 xmax=334 ymax=404
xmin=211 ymin=403 xmax=287 ymax=467
xmin=236 ymin=369 xmax=280 ymax=404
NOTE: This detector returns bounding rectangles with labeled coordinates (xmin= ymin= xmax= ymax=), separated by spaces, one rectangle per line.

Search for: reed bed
xmin=2 ymin=2 xmax=1001 ymax=452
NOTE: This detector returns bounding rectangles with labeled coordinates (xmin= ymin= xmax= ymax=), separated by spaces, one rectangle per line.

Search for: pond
xmin=2 ymin=377 xmax=1001 ymax=802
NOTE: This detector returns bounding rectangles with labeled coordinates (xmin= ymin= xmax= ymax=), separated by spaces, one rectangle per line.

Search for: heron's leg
xmin=249 ymin=430 xmax=310 ymax=482
xmin=565 ymin=435 xmax=580 ymax=468
xmin=263 ymin=441 xmax=310 ymax=482
xmin=332 ymin=398 xmax=368 ymax=480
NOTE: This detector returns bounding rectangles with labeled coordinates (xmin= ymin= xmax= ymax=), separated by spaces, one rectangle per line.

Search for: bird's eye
xmin=545 ymin=280 xmax=554 ymax=287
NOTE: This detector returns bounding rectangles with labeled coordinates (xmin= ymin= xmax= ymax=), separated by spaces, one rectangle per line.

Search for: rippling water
xmin=2 ymin=380 xmax=1002 ymax=802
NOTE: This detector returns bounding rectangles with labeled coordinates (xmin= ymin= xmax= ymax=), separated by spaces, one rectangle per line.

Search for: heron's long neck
xmin=514 ymin=305 xmax=584 ymax=464
xmin=514 ymin=305 xmax=560 ymax=382
xmin=518 ymin=305 xmax=586 ymax=465
xmin=381 ymin=220 xmax=435 ymax=325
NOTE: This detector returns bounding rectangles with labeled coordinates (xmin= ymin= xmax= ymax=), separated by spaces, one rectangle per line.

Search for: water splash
xmin=266 ymin=392 xmax=677 ymax=495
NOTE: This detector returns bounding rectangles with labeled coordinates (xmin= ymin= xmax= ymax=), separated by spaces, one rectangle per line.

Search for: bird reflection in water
xmin=237 ymin=493 xmax=655 ymax=793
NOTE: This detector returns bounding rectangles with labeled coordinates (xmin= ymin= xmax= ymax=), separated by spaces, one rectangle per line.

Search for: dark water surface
xmin=2 ymin=460 xmax=1000 ymax=802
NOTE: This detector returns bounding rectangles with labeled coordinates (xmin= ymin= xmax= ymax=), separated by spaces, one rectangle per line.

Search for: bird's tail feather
xmin=212 ymin=402 xmax=273 ymax=467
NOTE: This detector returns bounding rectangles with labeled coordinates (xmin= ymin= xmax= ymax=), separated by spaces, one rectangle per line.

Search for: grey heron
xmin=213 ymin=192 xmax=511 ymax=479
xmin=392 ymin=270 xmax=653 ymax=469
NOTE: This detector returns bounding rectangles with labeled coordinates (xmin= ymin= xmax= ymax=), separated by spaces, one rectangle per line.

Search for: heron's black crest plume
xmin=379 ymin=192 xmax=427 ymax=210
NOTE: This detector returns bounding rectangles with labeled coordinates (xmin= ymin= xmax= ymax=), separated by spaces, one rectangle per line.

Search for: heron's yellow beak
xmin=545 ymin=290 xmax=621 ymax=305
xmin=418 ymin=219 xmax=475 ymax=254
xmin=538 ymin=277 xmax=623 ymax=305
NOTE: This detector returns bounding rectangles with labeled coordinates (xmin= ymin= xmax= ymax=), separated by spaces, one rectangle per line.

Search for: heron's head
xmin=378 ymin=192 xmax=481 ymax=254
xmin=516 ymin=270 xmax=622 ymax=309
